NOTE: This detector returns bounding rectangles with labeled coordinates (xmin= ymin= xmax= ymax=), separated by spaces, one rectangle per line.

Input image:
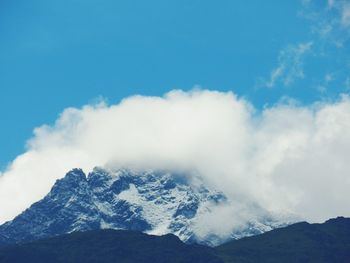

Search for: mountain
xmin=0 ymin=167 xmax=284 ymax=247
xmin=0 ymin=217 xmax=349 ymax=263
xmin=216 ymin=216 xmax=350 ymax=263
xmin=0 ymin=229 xmax=223 ymax=263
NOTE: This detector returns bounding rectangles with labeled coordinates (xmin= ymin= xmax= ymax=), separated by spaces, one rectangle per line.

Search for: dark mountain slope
xmin=0 ymin=229 xmax=223 ymax=263
xmin=0 ymin=217 xmax=349 ymax=263
xmin=216 ymin=216 xmax=350 ymax=263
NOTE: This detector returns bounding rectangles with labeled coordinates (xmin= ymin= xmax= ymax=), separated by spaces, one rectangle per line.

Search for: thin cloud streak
xmin=263 ymin=42 xmax=313 ymax=88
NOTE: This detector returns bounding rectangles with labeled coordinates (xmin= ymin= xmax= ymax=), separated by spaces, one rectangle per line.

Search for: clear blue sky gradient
xmin=0 ymin=0 xmax=349 ymax=167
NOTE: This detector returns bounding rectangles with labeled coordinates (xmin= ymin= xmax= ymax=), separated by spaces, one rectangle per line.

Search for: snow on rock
xmin=0 ymin=167 xmax=289 ymax=247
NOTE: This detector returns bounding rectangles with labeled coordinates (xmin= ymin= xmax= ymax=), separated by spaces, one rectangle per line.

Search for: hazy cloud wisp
xmin=263 ymin=42 xmax=313 ymax=88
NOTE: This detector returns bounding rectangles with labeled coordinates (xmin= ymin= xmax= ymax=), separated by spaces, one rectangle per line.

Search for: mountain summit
xmin=0 ymin=167 xmax=285 ymax=247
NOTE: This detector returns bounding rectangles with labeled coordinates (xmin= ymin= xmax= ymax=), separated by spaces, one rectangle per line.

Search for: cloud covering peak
xmin=1 ymin=89 xmax=350 ymax=224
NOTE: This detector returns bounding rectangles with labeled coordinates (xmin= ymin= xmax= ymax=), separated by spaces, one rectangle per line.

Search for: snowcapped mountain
xmin=0 ymin=167 xmax=287 ymax=247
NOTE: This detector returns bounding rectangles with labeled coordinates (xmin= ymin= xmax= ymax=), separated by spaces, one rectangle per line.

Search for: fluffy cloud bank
xmin=1 ymin=90 xmax=350 ymax=225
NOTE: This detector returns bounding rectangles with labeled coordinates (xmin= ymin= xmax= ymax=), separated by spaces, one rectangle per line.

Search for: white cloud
xmin=264 ymin=42 xmax=313 ymax=88
xmin=1 ymin=90 xmax=350 ymax=227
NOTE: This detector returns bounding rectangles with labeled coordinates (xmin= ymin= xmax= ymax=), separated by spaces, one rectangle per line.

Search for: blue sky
xmin=1 ymin=0 xmax=349 ymax=167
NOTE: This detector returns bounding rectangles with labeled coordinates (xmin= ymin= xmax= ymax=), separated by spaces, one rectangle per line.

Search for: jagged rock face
xmin=0 ymin=168 xmax=285 ymax=247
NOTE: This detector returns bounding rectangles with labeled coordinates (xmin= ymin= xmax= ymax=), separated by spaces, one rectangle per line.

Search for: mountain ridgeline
xmin=215 ymin=216 xmax=350 ymax=263
xmin=0 ymin=217 xmax=349 ymax=263
xmin=0 ymin=230 xmax=223 ymax=263
xmin=0 ymin=167 xmax=282 ymax=247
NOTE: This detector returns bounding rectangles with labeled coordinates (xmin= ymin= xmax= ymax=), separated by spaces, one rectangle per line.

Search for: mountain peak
xmin=50 ymin=168 xmax=87 ymax=196
xmin=324 ymin=216 xmax=350 ymax=226
xmin=58 ymin=168 xmax=86 ymax=184
xmin=0 ymin=167 xmax=286 ymax=247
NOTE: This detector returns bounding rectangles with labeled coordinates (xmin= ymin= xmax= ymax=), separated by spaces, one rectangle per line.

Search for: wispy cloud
xmin=327 ymin=0 xmax=350 ymax=28
xmin=324 ymin=72 xmax=334 ymax=83
xmin=315 ymin=72 xmax=336 ymax=94
xmin=345 ymin=77 xmax=350 ymax=90
xmin=260 ymin=1 xmax=350 ymax=93
xmin=262 ymin=42 xmax=313 ymax=88
xmin=341 ymin=3 xmax=350 ymax=27
xmin=300 ymin=0 xmax=350 ymax=94
xmin=301 ymin=0 xmax=350 ymax=46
